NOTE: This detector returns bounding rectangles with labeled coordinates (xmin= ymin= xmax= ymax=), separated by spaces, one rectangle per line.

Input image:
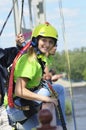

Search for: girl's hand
xmin=49 ymin=97 xmax=58 ymax=106
xmin=45 ymin=96 xmax=58 ymax=106
xmin=16 ymin=33 xmax=25 ymax=46
xmin=52 ymin=74 xmax=63 ymax=82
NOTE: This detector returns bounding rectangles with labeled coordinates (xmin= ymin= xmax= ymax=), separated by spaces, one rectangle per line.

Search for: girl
xmin=7 ymin=22 xmax=58 ymax=130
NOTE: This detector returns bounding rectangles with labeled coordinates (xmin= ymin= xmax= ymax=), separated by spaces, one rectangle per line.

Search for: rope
xmin=58 ymin=0 xmax=77 ymax=130
xmin=0 ymin=0 xmax=17 ymax=36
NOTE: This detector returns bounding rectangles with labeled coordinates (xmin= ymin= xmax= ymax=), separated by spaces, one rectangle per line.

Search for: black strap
xmin=37 ymin=58 xmax=46 ymax=75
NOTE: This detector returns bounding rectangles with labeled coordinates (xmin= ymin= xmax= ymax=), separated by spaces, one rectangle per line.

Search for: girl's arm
xmin=15 ymin=77 xmax=58 ymax=106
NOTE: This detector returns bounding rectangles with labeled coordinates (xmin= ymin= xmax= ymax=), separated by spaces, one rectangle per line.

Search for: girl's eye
xmin=41 ymin=38 xmax=55 ymax=45
xmin=42 ymin=39 xmax=46 ymax=42
xmin=49 ymin=41 xmax=53 ymax=44
xmin=49 ymin=40 xmax=55 ymax=45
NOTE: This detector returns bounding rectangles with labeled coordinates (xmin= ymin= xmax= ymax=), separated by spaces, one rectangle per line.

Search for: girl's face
xmin=49 ymin=44 xmax=57 ymax=55
xmin=38 ymin=37 xmax=55 ymax=54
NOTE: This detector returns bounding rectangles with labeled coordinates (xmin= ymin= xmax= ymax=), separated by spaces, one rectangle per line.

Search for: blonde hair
xmin=27 ymin=46 xmax=37 ymax=62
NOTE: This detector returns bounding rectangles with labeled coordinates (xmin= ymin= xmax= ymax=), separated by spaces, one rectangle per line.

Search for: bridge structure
xmin=12 ymin=0 xmax=46 ymax=37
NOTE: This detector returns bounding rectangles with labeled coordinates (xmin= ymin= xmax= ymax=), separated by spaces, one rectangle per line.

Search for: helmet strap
xmin=31 ymin=38 xmax=42 ymax=55
xmin=34 ymin=46 xmax=42 ymax=55
xmin=31 ymin=38 xmax=37 ymax=47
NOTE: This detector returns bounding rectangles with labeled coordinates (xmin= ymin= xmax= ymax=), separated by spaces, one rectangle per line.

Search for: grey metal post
xmin=12 ymin=0 xmax=20 ymax=35
xmin=27 ymin=0 xmax=33 ymax=29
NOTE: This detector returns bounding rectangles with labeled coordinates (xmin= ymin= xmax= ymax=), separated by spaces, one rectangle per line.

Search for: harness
xmin=8 ymin=41 xmax=31 ymax=108
xmin=8 ymin=41 xmax=46 ymax=111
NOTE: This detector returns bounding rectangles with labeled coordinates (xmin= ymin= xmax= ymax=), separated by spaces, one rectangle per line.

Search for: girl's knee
xmin=53 ymin=84 xmax=65 ymax=94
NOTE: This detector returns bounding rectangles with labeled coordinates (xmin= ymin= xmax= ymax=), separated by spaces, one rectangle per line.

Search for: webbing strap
xmin=8 ymin=41 xmax=31 ymax=108
xmin=37 ymin=58 xmax=46 ymax=75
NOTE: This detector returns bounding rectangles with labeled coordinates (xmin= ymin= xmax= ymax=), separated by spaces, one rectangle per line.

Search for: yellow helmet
xmin=32 ymin=22 xmax=58 ymax=41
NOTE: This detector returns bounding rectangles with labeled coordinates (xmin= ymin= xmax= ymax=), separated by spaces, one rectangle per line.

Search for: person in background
xmin=43 ymin=44 xmax=67 ymax=128
xmin=0 ymin=34 xmax=25 ymax=106
xmin=0 ymin=36 xmax=25 ymax=130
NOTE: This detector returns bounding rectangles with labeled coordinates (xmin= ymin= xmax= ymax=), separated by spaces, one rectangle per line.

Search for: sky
xmin=0 ymin=0 xmax=86 ymax=52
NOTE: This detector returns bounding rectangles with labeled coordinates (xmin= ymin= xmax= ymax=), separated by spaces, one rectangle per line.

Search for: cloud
xmin=0 ymin=0 xmax=11 ymax=9
xmin=62 ymin=8 xmax=79 ymax=18
xmin=46 ymin=0 xmax=59 ymax=3
xmin=0 ymin=0 xmax=9 ymax=7
xmin=0 ymin=20 xmax=4 ymax=25
xmin=24 ymin=8 xmax=30 ymax=16
xmin=1 ymin=31 xmax=15 ymax=38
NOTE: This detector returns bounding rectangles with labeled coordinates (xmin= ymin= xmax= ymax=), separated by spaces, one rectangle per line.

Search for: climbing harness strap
xmin=8 ymin=42 xmax=46 ymax=110
xmin=8 ymin=41 xmax=31 ymax=108
xmin=37 ymin=58 xmax=46 ymax=75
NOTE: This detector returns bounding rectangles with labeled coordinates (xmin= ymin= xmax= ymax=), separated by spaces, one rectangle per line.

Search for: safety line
xmin=58 ymin=0 xmax=77 ymax=130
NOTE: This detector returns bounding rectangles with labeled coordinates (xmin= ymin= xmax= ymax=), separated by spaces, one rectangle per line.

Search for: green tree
xmin=49 ymin=47 xmax=86 ymax=81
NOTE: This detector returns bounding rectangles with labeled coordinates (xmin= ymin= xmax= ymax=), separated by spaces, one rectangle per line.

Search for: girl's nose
xmin=46 ymin=41 xmax=50 ymax=47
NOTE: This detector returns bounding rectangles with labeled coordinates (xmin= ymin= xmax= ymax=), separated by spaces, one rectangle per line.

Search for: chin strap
xmin=31 ymin=40 xmax=42 ymax=55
